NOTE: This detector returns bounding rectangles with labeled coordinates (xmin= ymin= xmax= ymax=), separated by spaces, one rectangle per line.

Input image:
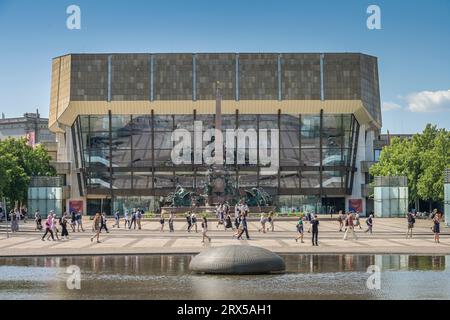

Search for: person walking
xmin=258 ymin=213 xmax=267 ymax=233
xmin=191 ymin=212 xmax=198 ymax=233
xmin=242 ymin=211 xmax=250 ymax=240
xmin=124 ymin=210 xmax=130 ymax=229
xmin=337 ymin=210 xmax=344 ymax=232
xmin=49 ymin=213 xmax=61 ymax=241
xmin=406 ymin=210 xmax=416 ymax=239
xmin=311 ymin=214 xmax=319 ymax=246
xmin=42 ymin=214 xmax=55 ymax=241
xmin=201 ymin=216 xmax=211 ymax=243
xmin=136 ymin=208 xmax=143 ymax=230
xmin=99 ymin=212 xmax=109 ymax=233
xmin=343 ymin=212 xmax=358 ymax=240
xmin=70 ymin=211 xmax=77 ymax=232
xmin=234 ymin=213 xmax=245 ymax=239
xmin=159 ymin=212 xmax=165 ymax=232
xmin=168 ymin=212 xmax=175 ymax=232
xmin=90 ymin=212 xmax=102 ymax=243
xmin=267 ymin=211 xmax=275 ymax=232
xmin=113 ymin=209 xmax=120 ymax=228
xmin=433 ymin=212 xmax=441 ymax=244
xmin=225 ymin=212 xmax=233 ymax=231
xmin=364 ymin=214 xmax=374 ymax=234
xmin=186 ymin=212 xmax=192 ymax=232
xmin=10 ymin=209 xmax=19 ymax=233
xmin=354 ymin=211 xmax=362 ymax=230
xmin=295 ymin=215 xmax=305 ymax=243
xmin=234 ymin=205 xmax=241 ymax=230
xmin=34 ymin=209 xmax=42 ymax=231
xmin=306 ymin=212 xmax=313 ymax=233
xmin=129 ymin=209 xmax=137 ymax=230
xmin=76 ymin=211 xmax=85 ymax=232
xmin=60 ymin=212 xmax=69 ymax=240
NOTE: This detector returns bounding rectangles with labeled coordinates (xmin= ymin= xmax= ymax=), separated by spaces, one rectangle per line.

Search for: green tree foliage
xmin=370 ymin=124 xmax=450 ymax=205
xmin=0 ymin=138 xmax=56 ymax=203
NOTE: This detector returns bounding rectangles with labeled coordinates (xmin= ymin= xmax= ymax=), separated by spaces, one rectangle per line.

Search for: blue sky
xmin=0 ymin=0 xmax=449 ymax=133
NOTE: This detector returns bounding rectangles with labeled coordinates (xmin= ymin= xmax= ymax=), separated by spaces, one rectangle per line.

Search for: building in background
xmin=0 ymin=111 xmax=55 ymax=144
xmin=48 ymin=53 xmax=382 ymax=215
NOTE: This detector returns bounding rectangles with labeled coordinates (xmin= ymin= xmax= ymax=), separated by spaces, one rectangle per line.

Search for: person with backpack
xmin=295 ymin=215 xmax=305 ymax=243
xmin=113 ymin=209 xmax=120 ymax=228
xmin=267 ymin=211 xmax=275 ymax=232
xmin=99 ymin=212 xmax=109 ymax=233
xmin=186 ymin=212 xmax=192 ymax=232
xmin=136 ymin=208 xmax=143 ymax=230
xmin=343 ymin=212 xmax=358 ymax=240
xmin=34 ymin=209 xmax=42 ymax=231
xmin=191 ymin=212 xmax=198 ymax=233
xmin=41 ymin=214 xmax=55 ymax=241
xmin=365 ymin=213 xmax=374 ymax=234
xmin=90 ymin=212 xmax=102 ymax=243
xmin=76 ymin=211 xmax=85 ymax=232
xmin=406 ymin=210 xmax=416 ymax=239
xmin=311 ymin=214 xmax=320 ymax=246
xmin=60 ymin=212 xmax=69 ymax=240
xmin=124 ymin=210 xmax=130 ymax=229
xmin=159 ymin=212 xmax=165 ymax=232
xmin=258 ymin=213 xmax=267 ymax=233
xmin=433 ymin=212 xmax=442 ymax=244
xmin=129 ymin=208 xmax=137 ymax=230
xmin=225 ymin=212 xmax=233 ymax=231
xmin=70 ymin=211 xmax=77 ymax=232
xmin=337 ymin=210 xmax=344 ymax=232
xmin=201 ymin=216 xmax=211 ymax=244
xmin=354 ymin=211 xmax=362 ymax=229
xmin=168 ymin=212 xmax=175 ymax=232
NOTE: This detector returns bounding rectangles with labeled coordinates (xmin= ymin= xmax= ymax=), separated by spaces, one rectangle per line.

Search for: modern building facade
xmin=49 ymin=53 xmax=381 ymax=215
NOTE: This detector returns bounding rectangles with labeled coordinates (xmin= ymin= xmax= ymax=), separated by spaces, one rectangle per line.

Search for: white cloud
xmin=382 ymin=102 xmax=402 ymax=112
xmin=407 ymin=89 xmax=450 ymax=113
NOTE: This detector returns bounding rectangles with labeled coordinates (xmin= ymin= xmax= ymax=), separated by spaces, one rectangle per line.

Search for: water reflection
xmin=0 ymin=254 xmax=449 ymax=300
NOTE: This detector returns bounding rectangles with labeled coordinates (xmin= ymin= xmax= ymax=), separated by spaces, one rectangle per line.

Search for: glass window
xmin=259 ymin=115 xmax=278 ymax=129
xmin=90 ymin=116 xmax=110 ymax=131
xmin=280 ymin=114 xmax=299 ymax=131
xmin=300 ymin=149 xmax=320 ymax=166
xmin=301 ymin=115 xmax=320 ymax=132
xmin=154 ymin=115 xmax=174 ymax=131
xmin=280 ymin=149 xmax=300 ymax=166
xmin=374 ymin=149 xmax=382 ymax=161
xmin=301 ymin=171 xmax=320 ymax=189
xmin=154 ymin=172 xmax=174 ymax=188
xmin=322 ymin=149 xmax=344 ymax=166
xmin=322 ymin=171 xmax=344 ymax=188
xmin=280 ymin=131 xmax=299 ymax=148
xmin=280 ymin=171 xmax=299 ymax=188
xmin=133 ymin=172 xmax=153 ymax=189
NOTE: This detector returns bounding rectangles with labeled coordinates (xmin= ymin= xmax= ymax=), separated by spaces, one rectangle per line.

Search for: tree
xmin=0 ymin=138 xmax=56 ymax=204
xmin=370 ymin=124 xmax=450 ymax=210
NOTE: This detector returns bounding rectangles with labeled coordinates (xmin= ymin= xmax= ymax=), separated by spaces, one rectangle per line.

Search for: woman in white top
xmin=258 ymin=213 xmax=267 ymax=233
xmin=123 ymin=210 xmax=130 ymax=228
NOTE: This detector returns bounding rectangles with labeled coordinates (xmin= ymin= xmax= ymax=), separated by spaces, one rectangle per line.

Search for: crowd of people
xmin=0 ymin=203 xmax=446 ymax=246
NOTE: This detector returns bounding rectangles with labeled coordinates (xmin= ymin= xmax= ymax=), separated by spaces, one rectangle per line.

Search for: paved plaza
xmin=0 ymin=218 xmax=449 ymax=257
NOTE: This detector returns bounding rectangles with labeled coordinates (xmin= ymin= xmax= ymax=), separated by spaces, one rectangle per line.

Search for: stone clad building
xmin=48 ymin=53 xmax=381 ymax=215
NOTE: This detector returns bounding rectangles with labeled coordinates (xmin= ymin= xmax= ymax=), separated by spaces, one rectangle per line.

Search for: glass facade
xmin=72 ymin=112 xmax=359 ymax=212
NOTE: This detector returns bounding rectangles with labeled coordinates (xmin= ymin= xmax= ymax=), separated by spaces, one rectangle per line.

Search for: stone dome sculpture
xmin=189 ymin=245 xmax=286 ymax=275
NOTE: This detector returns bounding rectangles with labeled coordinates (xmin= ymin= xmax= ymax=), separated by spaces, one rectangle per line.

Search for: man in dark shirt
xmin=311 ymin=214 xmax=319 ymax=246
